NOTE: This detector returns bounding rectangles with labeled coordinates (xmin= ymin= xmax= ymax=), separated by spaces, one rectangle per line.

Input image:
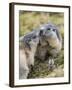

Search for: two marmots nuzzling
xmin=19 ymin=23 xmax=62 ymax=79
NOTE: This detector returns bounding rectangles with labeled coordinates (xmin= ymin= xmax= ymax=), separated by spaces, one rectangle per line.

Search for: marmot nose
xmin=40 ymin=30 xmax=44 ymax=36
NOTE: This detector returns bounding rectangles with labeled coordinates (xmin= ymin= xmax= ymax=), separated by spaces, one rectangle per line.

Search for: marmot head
xmin=39 ymin=23 xmax=62 ymax=49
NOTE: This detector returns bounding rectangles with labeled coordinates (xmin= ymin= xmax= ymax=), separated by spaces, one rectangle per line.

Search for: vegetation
xmin=19 ymin=11 xmax=64 ymax=78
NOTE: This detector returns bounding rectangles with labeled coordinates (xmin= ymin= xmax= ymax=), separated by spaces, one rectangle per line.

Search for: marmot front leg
xmin=48 ymin=57 xmax=56 ymax=71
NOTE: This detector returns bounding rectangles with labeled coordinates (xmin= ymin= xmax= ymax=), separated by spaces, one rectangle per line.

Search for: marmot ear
xmin=39 ymin=30 xmax=43 ymax=36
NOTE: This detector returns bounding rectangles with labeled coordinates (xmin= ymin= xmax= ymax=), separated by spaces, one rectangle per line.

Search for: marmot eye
xmin=53 ymin=29 xmax=56 ymax=32
xmin=47 ymin=28 xmax=51 ymax=30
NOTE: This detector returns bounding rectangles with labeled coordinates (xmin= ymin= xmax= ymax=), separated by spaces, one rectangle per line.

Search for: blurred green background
xmin=19 ymin=11 xmax=64 ymax=78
